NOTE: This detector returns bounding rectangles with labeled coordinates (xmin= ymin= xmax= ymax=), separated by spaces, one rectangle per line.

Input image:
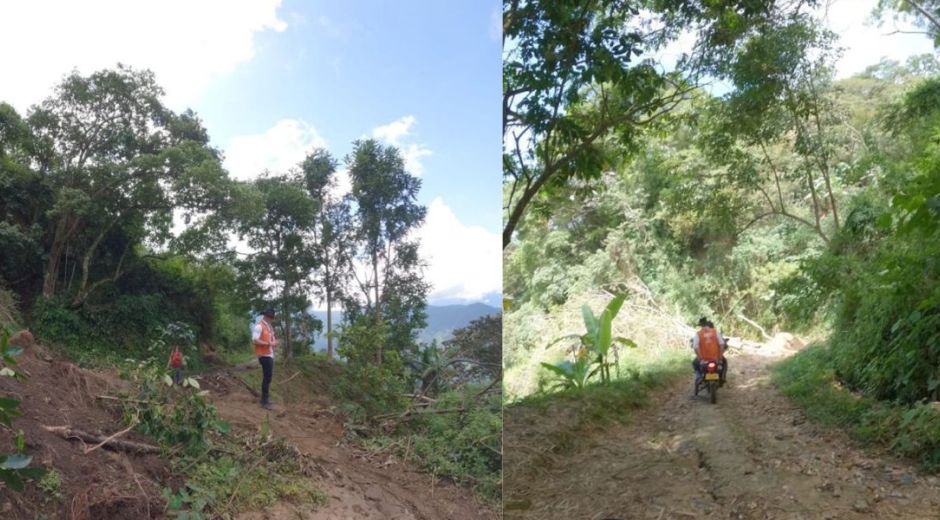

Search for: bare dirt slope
xmin=504 ymin=340 xmax=940 ymax=519
xmin=202 ymin=371 xmax=497 ymax=520
xmin=0 ymin=344 xmax=495 ymax=519
xmin=0 ymin=344 xmax=173 ymax=519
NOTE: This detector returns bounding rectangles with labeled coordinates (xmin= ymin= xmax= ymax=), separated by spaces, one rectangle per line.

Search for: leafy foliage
xmin=335 ymin=319 xmax=407 ymax=422
xmin=540 ymin=294 xmax=636 ymax=390
xmin=775 ymin=344 xmax=940 ymax=470
xmin=122 ymin=366 xmax=230 ymax=457
xmin=370 ymin=388 xmax=501 ymax=502
xmin=0 ymin=327 xmax=45 ymax=492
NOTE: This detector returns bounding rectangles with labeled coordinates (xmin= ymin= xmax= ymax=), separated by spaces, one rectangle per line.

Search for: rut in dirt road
xmin=504 ymin=341 xmax=940 ymax=520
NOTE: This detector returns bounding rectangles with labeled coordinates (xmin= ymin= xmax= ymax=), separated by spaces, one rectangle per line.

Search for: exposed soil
xmin=202 ymin=369 xmax=497 ymax=520
xmin=504 ymin=338 xmax=940 ymax=519
xmin=0 ymin=343 xmax=172 ymax=519
xmin=0 ymin=343 xmax=496 ymax=519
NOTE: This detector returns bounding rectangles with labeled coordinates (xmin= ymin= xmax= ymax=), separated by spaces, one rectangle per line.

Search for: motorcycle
xmin=694 ymin=359 xmax=722 ymax=404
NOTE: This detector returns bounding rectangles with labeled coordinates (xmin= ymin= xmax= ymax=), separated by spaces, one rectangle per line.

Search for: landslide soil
xmin=0 ymin=344 xmax=497 ymax=519
xmin=504 ymin=341 xmax=940 ymax=519
xmin=203 ymin=369 xmax=497 ymax=520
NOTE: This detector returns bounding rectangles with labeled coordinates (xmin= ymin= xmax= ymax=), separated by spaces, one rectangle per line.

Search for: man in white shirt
xmin=252 ymin=308 xmax=278 ymax=409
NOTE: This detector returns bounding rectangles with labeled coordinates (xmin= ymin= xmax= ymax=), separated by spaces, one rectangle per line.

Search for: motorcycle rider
xmin=706 ymin=320 xmax=729 ymax=385
xmin=691 ymin=317 xmax=727 ymax=387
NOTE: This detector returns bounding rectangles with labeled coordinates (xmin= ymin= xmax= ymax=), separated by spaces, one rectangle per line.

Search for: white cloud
xmin=820 ymin=0 xmax=936 ymax=78
xmin=400 ymin=144 xmax=434 ymax=176
xmin=372 ymin=115 xmax=433 ymax=175
xmin=419 ymin=197 xmax=501 ymax=303
xmin=373 ymin=115 xmax=416 ymax=144
xmin=225 ymin=119 xmax=327 ymax=181
xmin=0 ymin=0 xmax=287 ymax=112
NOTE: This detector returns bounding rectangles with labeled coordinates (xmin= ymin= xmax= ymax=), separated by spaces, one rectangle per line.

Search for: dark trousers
xmin=173 ymin=368 xmax=182 ymax=385
xmin=258 ymin=356 xmax=273 ymax=404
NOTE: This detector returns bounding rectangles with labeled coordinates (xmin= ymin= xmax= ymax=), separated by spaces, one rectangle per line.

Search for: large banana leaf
xmin=605 ymin=294 xmax=627 ymax=321
xmin=582 ymin=304 xmax=599 ymax=342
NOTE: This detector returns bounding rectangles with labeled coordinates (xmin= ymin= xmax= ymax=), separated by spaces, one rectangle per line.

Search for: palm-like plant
xmin=541 ymin=294 xmax=637 ymax=390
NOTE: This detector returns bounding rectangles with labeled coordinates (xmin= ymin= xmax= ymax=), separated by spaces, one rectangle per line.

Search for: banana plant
xmin=541 ymin=294 xmax=637 ymax=390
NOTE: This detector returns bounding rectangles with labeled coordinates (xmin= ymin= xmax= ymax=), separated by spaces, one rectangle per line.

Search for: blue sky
xmin=196 ymin=1 xmax=502 ymax=230
xmin=0 ymin=0 xmax=502 ymax=305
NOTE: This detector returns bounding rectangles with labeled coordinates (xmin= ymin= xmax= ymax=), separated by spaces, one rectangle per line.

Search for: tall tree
xmin=301 ymin=149 xmax=353 ymax=359
xmin=345 ymin=139 xmax=428 ymax=364
xmin=0 ymin=103 xmax=47 ymax=293
xmin=238 ymin=174 xmax=319 ymax=358
xmin=502 ymin=0 xmax=821 ymax=248
xmin=24 ymin=66 xmax=229 ymax=305
xmin=694 ymin=16 xmax=845 ymax=243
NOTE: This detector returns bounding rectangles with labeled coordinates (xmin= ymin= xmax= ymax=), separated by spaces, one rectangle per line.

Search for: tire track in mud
xmin=504 ymin=344 xmax=940 ymax=519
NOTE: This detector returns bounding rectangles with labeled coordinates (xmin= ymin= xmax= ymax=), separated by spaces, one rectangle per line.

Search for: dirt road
xmin=203 ymin=372 xmax=497 ymax=520
xmin=504 ymin=343 xmax=940 ymax=519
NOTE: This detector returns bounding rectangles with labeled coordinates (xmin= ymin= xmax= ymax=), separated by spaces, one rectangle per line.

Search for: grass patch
xmin=37 ymin=469 xmax=62 ymax=501
xmin=512 ymin=351 xmax=688 ymax=428
xmin=773 ymin=343 xmax=940 ymax=471
xmin=165 ymin=440 xmax=327 ymax=518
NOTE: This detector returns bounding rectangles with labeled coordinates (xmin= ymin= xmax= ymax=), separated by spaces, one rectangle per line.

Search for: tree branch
xmin=904 ymin=0 xmax=940 ymax=32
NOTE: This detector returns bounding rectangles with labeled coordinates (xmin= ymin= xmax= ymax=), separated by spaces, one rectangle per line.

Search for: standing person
xmin=252 ymin=308 xmax=278 ymax=410
xmin=167 ymin=345 xmax=184 ymax=385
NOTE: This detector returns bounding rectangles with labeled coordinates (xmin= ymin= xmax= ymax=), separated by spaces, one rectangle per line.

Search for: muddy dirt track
xmin=504 ymin=343 xmax=940 ymax=519
xmin=202 ymin=371 xmax=497 ymax=520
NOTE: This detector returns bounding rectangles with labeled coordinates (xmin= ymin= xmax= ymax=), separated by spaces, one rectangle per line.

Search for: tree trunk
xmin=43 ymin=218 xmax=68 ymax=297
xmin=282 ymin=282 xmax=292 ymax=359
xmin=326 ymin=291 xmax=334 ymax=360
xmin=372 ymin=248 xmax=383 ymax=365
xmin=72 ymin=218 xmax=119 ymax=306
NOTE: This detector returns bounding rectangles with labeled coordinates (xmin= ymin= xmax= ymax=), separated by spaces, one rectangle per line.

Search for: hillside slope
xmin=0 ymin=342 xmax=497 ymax=519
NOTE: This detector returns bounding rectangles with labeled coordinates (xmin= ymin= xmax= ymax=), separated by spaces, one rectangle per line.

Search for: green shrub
xmin=121 ymin=367 xmax=230 ymax=457
xmin=38 ymin=469 xmax=62 ymax=499
xmin=335 ymin=321 xmax=407 ymax=421
xmin=164 ymin=442 xmax=326 ymax=519
xmin=391 ymin=388 xmax=501 ymax=502
xmin=774 ymin=343 xmax=940 ymax=471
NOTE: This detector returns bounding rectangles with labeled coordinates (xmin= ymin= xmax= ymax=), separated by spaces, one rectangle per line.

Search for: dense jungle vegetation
xmin=504 ymin=0 xmax=940 ymax=467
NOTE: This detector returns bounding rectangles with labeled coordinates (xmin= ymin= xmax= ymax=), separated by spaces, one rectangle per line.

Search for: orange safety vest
xmin=253 ymin=319 xmax=276 ymax=357
xmin=697 ymin=328 xmax=721 ymax=361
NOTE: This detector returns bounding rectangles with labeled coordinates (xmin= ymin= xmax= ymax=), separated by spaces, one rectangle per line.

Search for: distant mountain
xmin=309 ymin=302 xmax=500 ymax=351
xmin=429 ymin=292 xmax=502 ymax=308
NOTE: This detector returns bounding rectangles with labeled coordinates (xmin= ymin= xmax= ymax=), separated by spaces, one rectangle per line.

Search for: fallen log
xmin=41 ymin=425 xmax=161 ymax=455
xmin=233 ymin=375 xmax=260 ymax=397
xmin=273 ymin=371 xmax=301 ymax=386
